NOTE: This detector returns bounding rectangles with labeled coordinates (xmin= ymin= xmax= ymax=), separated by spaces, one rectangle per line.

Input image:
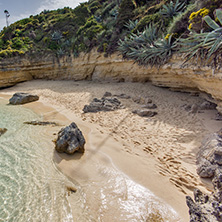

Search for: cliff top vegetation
xmin=0 ymin=0 xmax=222 ymax=68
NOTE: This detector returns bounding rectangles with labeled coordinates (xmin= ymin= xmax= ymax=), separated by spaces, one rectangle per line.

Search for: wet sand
xmin=1 ymin=79 xmax=221 ymax=221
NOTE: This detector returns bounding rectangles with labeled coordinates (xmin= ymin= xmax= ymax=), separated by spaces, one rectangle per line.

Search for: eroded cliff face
xmin=0 ymin=50 xmax=222 ymax=111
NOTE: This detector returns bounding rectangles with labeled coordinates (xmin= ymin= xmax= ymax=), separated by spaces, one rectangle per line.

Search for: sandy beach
xmin=1 ymin=79 xmax=221 ymax=221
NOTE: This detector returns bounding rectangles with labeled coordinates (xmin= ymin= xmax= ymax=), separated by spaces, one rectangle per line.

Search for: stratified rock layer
xmin=55 ymin=122 xmax=85 ymax=154
xmin=9 ymin=93 xmax=39 ymax=105
xmin=0 ymin=51 xmax=222 ymax=112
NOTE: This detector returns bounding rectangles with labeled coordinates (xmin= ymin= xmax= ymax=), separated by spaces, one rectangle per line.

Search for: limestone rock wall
xmin=0 ymin=50 xmax=222 ymax=110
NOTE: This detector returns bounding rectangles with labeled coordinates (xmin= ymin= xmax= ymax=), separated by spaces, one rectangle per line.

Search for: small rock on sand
xmin=0 ymin=128 xmax=7 ymax=136
xmin=132 ymin=109 xmax=157 ymax=117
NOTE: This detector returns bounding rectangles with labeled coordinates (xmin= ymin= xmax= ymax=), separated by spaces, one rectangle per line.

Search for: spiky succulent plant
xmin=51 ymin=31 xmax=63 ymax=42
xmin=160 ymin=0 xmax=186 ymax=19
xmin=124 ymin=19 xmax=138 ymax=31
xmin=118 ymin=24 xmax=178 ymax=67
xmin=180 ymin=9 xmax=222 ymax=69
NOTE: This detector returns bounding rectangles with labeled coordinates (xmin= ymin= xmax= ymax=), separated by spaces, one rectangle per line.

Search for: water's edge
xmin=0 ymin=95 xmax=182 ymax=221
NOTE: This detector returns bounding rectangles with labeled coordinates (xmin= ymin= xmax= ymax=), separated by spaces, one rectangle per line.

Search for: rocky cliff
xmin=0 ymin=50 xmax=222 ymax=111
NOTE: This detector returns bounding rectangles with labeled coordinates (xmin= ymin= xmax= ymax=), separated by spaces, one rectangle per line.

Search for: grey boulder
xmin=55 ymin=122 xmax=85 ymax=154
xmin=83 ymin=97 xmax=122 ymax=113
xmin=9 ymin=93 xmax=39 ymax=105
xmin=197 ymin=129 xmax=222 ymax=178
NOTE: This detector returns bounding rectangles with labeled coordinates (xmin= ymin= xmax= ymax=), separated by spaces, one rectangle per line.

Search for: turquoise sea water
xmin=0 ymin=97 xmax=182 ymax=222
xmin=0 ymin=99 xmax=73 ymax=222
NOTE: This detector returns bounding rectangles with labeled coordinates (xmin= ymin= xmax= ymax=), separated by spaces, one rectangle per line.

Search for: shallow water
xmin=0 ymin=97 xmax=182 ymax=222
xmin=64 ymin=150 xmax=182 ymax=222
xmin=0 ymin=99 xmax=73 ymax=222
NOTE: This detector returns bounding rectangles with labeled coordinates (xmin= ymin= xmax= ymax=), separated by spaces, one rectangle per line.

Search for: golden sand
xmin=1 ymin=79 xmax=221 ymax=221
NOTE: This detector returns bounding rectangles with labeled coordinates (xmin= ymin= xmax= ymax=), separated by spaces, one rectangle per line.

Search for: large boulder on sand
xmin=9 ymin=93 xmax=39 ymax=105
xmin=197 ymin=129 xmax=222 ymax=178
xmin=55 ymin=122 xmax=85 ymax=154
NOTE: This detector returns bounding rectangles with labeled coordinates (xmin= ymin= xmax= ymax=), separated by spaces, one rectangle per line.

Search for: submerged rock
xmin=9 ymin=93 xmax=39 ymax=105
xmin=186 ymin=169 xmax=222 ymax=222
xmin=0 ymin=128 xmax=7 ymax=136
xmin=24 ymin=121 xmax=58 ymax=126
xmin=55 ymin=122 xmax=85 ymax=154
xmin=83 ymin=97 xmax=123 ymax=113
xmin=66 ymin=186 xmax=77 ymax=194
xmin=197 ymin=129 xmax=222 ymax=178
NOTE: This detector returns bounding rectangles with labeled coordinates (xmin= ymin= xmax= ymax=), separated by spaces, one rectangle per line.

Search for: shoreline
xmin=1 ymin=79 xmax=221 ymax=221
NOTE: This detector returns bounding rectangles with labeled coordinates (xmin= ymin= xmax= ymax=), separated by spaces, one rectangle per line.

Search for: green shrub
xmin=133 ymin=13 xmax=161 ymax=32
xmin=89 ymin=0 xmax=102 ymax=14
xmin=0 ymin=39 xmax=4 ymax=49
xmin=0 ymin=48 xmax=25 ymax=58
xmin=77 ymin=17 xmax=104 ymax=40
xmin=11 ymin=38 xmax=23 ymax=50
xmin=48 ymin=41 xmax=59 ymax=50
xmin=116 ymin=0 xmax=135 ymax=31
xmin=101 ymin=2 xmax=116 ymax=17
xmin=73 ymin=3 xmax=90 ymax=26
xmin=15 ymin=18 xmax=33 ymax=26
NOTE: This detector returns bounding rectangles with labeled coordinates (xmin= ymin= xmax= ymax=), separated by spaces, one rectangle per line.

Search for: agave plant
xmin=128 ymin=35 xmax=178 ymax=66
xmin=94 ymin=15 xmax=102 ymax=23
xmin=118 ymin=24 xmax=158 ymax=57
xmin=160 ymin=0 xmax=186 ymax=19
xmin=180 ymin=9 xmax=222 ymax=69
xmin=51 ymin=31 xmax=63 ymax=42
xmin=124 ymin=19 xmax=138 ymax=31
xmin=110 ymin=9 xmax=118 ymax=20
xmin=57 ymin=48 xmax=64 ymax=57
xmin=118 ymin=24 xmax=178 ymax=67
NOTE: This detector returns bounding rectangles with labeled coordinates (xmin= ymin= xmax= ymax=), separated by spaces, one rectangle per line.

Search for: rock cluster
xmin=216 ymin=113 xmax=222 ymax=121
xmin=83 ymin=96 xmax=123 ymax=113
xmin=55 ymin=122 xmax=85 ymax=154
xmin=186 ymin=169 xmax=222 ymax=222
xmin=183 ymin=100 xmax=217 ymax=114
xmin=9 ymin=93 xmax=39 ymax=105
xmin=132 ymin=97 xmax=157 ymax=117
xmin=132 ymin=97 xmax=152 ymax=105
xmin=197 ymin=129 xmax=222 ymax=178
